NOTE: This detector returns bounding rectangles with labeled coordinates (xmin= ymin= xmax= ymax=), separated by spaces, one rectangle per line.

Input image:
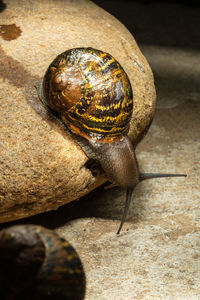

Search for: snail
xmin=0 ymin=224 xmax=86 ymax=300
xmin=37 ymin=47 xmax=186 ymax=234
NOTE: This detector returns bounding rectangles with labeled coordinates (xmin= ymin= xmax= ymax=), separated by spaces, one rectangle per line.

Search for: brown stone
xmin=0 ymin=0 xmax=156 ymax=222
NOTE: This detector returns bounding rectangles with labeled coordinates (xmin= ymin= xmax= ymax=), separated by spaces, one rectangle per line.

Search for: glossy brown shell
xmin=0 ymin=225 xmax=85 ymax=300
xmin=42 ymin=47 xmax=133 ymax=143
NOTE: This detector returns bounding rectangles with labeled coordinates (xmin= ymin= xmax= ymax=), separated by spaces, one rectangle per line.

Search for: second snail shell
xmin=0 ymin=224 xmax=86 ymax=299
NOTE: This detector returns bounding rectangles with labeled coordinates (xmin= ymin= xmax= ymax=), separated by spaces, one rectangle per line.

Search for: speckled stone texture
xmin=0 ymin=1 xmax=199 ymax=299
xmin=0 ymin=0 xmax=155 ymax=222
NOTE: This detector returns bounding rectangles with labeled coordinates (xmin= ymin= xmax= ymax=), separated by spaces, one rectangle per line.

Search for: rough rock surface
xmin=0 ymin=0 xmax=156 ymax=222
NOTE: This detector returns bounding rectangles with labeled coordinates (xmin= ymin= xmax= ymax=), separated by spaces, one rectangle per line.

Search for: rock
xmin=0 ymin=0 xmax=156 ymax=222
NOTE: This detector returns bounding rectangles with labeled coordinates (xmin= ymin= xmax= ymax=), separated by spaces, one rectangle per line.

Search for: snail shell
xmin=0 ymin=225 xmax=86 ymax=300
xmin=42 ymin=47 xmax=133 ymax=143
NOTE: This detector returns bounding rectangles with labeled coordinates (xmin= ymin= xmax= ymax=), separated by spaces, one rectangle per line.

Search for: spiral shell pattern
xmin=43 ymin=47 xmax=133 ymax=142
xmin=0 ymin=225 xmax=85 ymax=300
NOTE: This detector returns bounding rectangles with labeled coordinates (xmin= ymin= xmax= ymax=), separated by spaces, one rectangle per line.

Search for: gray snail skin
xmin=38 ymin=47 xmax=186 ymax=234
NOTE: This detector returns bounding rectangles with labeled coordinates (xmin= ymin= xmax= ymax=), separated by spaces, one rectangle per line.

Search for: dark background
xmin=93 ymin=0 xmax=200 ymax=49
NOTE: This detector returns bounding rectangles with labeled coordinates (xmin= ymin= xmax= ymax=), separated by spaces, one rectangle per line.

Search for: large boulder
xmin=0 ymin=0 xmax=156 ymax=222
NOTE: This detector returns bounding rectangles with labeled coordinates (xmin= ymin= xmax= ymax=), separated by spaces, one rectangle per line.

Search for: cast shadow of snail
xmin=0 ymin=183 xmax=147 ymax=231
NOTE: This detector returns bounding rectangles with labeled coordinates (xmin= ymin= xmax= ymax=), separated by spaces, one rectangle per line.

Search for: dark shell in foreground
xmin=0 ymin=225 xmax=86 ymax=300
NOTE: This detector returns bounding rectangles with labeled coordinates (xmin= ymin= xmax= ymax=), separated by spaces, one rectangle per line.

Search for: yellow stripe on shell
xmin=95 ymin=104 xmax=111 ymax=111
xmin=50 ymin=66 xmax=57 ymax=72
xmin=75 ymin=118 xmax=128 ymax=134
xmin=95 ymin=100 xmax=122 ymax=111
xmin=84 ymin=63 xmax=94 ymax=73
xmin=59 ymin=57 xmax=66 ymax=66
xmin=62 ymin=115 xmax=126 ymax=142
xmin=61 ymin=90 xmax=66 ymax=98
xmin=99 ymin=52 xmax=109 ymax=58
xmin=112 ymin=68 xmax=122 ymax=77
xmin=67 ymin=113 xmax=128 ymax=135
xmin=99 ymin=57 xmax=115 ymax=71
xmin=75 ymin=108 xmax=130 ymax=124
xmin=67 ymin=122 xmax=90 ymax=139
xmin=121 ymin=98 xmax=133 ymax=108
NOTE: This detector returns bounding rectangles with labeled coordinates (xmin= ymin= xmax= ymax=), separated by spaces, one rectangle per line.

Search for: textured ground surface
xmin=1 ymin=1 xmax=200 ymax=299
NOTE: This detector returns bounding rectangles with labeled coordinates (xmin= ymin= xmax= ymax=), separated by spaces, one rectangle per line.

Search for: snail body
xmin=38 ymin=47 xmax=186 ymax=234
xmin=0 ymin=225 xmax=86 ymax=300
xmin=39 ymin=47 xmax=136 ymax=188
xmin=39 ymin=48 xmax=139 ymax=188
